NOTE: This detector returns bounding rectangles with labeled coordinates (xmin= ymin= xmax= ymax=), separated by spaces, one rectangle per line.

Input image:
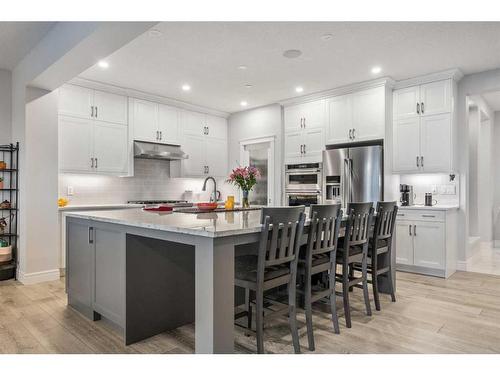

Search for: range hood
xmin=134 ymin=141 xmax=188 ymax=160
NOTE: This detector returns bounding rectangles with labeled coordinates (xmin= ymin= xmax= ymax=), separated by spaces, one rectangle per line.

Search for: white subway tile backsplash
xmin=58 ymin=159 xmax=234 ymax=205
xmin=398 ymin=173 xmax=459 ymax=206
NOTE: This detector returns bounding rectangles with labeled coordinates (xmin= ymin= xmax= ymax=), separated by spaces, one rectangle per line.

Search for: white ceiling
xmin=79 ymin=22 xmax=500 ymax=113
xmin=0 ymin=22 xmax=56 ymax=70
xmin=482 ymin=91 xmax=500 ymax=111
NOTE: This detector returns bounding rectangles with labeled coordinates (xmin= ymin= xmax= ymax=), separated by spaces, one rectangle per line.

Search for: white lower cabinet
xmin=395 ymin=208 xmax=456 ymax=278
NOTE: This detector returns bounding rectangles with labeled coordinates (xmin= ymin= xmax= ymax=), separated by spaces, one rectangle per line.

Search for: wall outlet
xmin=67 ymin=186 xmax=74 ymax=196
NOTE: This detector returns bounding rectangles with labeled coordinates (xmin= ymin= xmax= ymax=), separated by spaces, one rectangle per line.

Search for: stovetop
xmin=128 ymin=200 xmax=192 ymax=207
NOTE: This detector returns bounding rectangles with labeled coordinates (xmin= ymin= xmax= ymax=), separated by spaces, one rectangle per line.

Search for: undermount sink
xmin=174 ymin=207 xmax=261 ymax=214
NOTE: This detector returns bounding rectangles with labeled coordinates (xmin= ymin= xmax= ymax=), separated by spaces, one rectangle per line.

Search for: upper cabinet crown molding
xmin=69 ymin=77 xmax=230 ymax=119
xmin=279 ymin=77 xmax=395 ymax=107
xmin=392 ymin=68 xmax=464 ymax=90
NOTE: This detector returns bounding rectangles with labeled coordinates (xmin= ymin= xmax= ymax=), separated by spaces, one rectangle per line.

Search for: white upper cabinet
xmin=59 ymin=116 xmax=93 ymax=172
xmin=180 ymin=134 xmax=206 ymax=176
xmin=181 ymin=110 xmax=206 ymax=136
xmin=206 ymin=114 xmax=227 ymax=139
xmin=351 ymin=86 xmax=385 ymax=141
xmin=393 ymin=86 xmax=420 ymax=119
xmin=59 ymin=85 xmax=94 ymax=119
xmin=419 ymin=80 xmax=451 ymax=116
xmin=284 ymin=131 xmax=303 ymax=164
xmin=205 ymin=137 xmax=228 ymax=176
xmin=327 ymin=95 xmax=352 ymax=144
xmin=131 ymin=98 xmax=158 ymax=143
xmin=92 ymin=121 xmax=128 ymax=174
xmin=93 ymin=90 xmax=128 ymax=125
xmin=302 ymin=128 xmax=325 ymax=163
xmin=284 ymin=100 xmax=326 ymax=133
xmin=158 ymin=104 xmax=180 ymax=145
xmin=392 ymin=79 xmax=454 ymax=174
xmin=326 ymin=86 xmax=386 ymax=145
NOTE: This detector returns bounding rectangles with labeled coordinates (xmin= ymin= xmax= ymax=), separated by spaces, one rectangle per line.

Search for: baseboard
xmin=456 ymin=261 xmax=468 ymax=271
xmin=17 ymin=268 xmax=60 ymax=285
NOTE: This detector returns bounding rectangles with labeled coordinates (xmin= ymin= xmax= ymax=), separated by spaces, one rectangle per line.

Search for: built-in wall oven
xmin=284 ymin=163 xmax=322 ymax=207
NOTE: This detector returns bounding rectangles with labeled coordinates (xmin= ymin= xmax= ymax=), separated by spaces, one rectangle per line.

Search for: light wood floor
xmin=1 ymin=271 xmax=500 ymax=354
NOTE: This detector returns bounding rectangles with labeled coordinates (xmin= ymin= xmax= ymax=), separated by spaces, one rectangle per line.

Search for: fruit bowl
xmin=196 ymin=202 xmax=218 ymax=211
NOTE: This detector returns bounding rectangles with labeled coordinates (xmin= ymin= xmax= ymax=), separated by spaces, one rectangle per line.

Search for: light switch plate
xmin=67 ymin=186 xmax=74 ymax=196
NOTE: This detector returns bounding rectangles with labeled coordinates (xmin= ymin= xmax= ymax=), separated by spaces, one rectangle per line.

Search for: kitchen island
xmin=64 ymin=207 xmax=395 ymax=354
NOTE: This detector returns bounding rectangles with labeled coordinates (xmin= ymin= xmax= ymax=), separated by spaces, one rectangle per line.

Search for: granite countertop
xmin=397 ymin=204 xmax=459 ymax=211
xmin=59 ymin=203 xmax=142 ymax=211
xmin=65 ymin=207 xmax=266 ymax=238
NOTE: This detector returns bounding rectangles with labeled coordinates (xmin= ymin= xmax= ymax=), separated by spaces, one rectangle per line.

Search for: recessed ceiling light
xmin=97 ymin=60 xmax=109 ymax=69
xmin=148 ymin=29 xmax=162 ymax=37
xmin=245 ymin=84 xmax=253 ymax=89
xmin=240 ymin=101 xmax=248 ymax=107
xmin=182 ymin=84 xmax=191 ymax=91
xmin=238 ymin=65 xmax=248 ymax=70
xmin=295 ymin=86 xmax=304 ymax=93
xmin=283 ymin=49 xmax=302 ymax=59
xmin=321 ymin=33 xmax=333 ymax=41
xmin=371 ymin=66 xmax=382 ymax=74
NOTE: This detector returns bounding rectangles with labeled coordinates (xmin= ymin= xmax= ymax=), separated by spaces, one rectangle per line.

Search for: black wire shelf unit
xmin=0 ymin=143 xmax=19 ymax=281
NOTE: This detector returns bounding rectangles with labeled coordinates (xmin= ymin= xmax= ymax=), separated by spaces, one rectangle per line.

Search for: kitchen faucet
xmin=202 ymin=176 xmax=218 ymax=203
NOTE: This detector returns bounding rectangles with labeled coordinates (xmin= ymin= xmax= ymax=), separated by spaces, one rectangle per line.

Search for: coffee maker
xmin=400 ymin=184 xmax=414 ymax=206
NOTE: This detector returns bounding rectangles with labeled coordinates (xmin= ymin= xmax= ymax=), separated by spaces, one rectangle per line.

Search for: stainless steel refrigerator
xmin=322 ymin=144 xmax=383 ymax=208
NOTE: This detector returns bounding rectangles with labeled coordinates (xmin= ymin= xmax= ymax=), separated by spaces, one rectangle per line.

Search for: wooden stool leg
xmin=361 ymin=252 xmax=372 ymax=316
xmin=329 ymin=266 xmax=340 ymax=334
xmin=372 ymin=268 xmax=381 ymax=311
xmin=288 ymin=280 xmax=301 ymax=354
xmin=246 ymin=288 xmax=253 ymax=330
xmin=348 ymin=265 xmax=354 ymax=292
xmin=342 ymin=264 xmax=352 ymax=328
xmin=304 ymin=272 xmax=315 ymax=351
xmin=388 ymin=268 xmax=396 ymax=302
xmin=256 ymin=289 xmax=264 ymax=354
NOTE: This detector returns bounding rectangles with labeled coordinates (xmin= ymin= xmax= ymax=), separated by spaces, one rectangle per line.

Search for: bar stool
xmin=354 ymin=201 xmax=398 ymax=311
xmin=234 ymin=206 xmax=305 ymax=354
xmin=336 ymin=202 xmax=374 ymax=328
xmin=297 ymin=204 xmax=342 ymax=351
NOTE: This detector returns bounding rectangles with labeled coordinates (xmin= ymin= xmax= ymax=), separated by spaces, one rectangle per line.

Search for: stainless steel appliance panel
xmin=322 ymin=149 xmax=348 ymax=206
xmin=348 ymin=145 xmax=383 ymax=204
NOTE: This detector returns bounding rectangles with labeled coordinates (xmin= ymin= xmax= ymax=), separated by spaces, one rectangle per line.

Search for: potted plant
xmin=227 ymin=166 xmax=260 ymax=208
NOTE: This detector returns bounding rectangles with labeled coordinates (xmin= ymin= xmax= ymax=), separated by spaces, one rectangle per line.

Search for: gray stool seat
xmin=235 ymin=255 xmax=290 ymax=282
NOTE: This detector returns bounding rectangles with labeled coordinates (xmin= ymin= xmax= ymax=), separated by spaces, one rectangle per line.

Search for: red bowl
xmin=196 ymin=202 xmax=218 ymax=211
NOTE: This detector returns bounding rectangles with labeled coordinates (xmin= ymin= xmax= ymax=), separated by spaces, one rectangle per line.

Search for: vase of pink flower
xmin=227 ymin=166 xmax=260 ymax=208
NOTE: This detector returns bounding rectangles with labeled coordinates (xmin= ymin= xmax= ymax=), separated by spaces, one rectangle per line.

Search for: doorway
xmin=239 ymin=137 xmax=275 ymax=206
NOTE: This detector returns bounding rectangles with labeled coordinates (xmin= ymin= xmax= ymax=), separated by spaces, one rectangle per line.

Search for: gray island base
xmin=65 ymin=208 xmax=395 ymax=353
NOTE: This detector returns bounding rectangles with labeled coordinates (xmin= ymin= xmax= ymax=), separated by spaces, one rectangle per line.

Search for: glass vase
xmin=242 ymin=190 xmax=250 ymax=208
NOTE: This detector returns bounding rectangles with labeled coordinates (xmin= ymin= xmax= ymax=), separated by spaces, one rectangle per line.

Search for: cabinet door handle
xmin=95 ymin=106 xmax=98 ymax=118
xmin=159 ymin=131 xmax=162 ymax=141
xmin=303 ymin=144 xmax=306 ymax=154
xmin=207 ymin=165 xmax=209 ymax=174
xmin=421 ymin=102 xmax=425 ymax=114
xmin=416 ymin=103 xmax=420 ymax=114
xmin=416 ymin=156 xmax=420 ymax=167
xmin=206 ymin=126 xmax=209 ymax=135
xmin=95 ymin=158 xmax=98 ymax=168
xmin=91 ymin=106 xmax=94 ymax=118
xmin=414 ymin=225 xmax=417 ymax=235
xmin=303 ymin=117 xmax=306 ymax=128
xmin=409 ymin=224 xmax=412 ymax=236
xmin=91 ymin=157 xmax=94 ymax=168
xmin=300 ymin=144 xmax=303 ymax=154
xmin=89 ymin=227 xmax=94 ymax=244
xmin=421 ymin=156 xmax=424 ymax=168
xmin=422 ymin=215 xmax=435 ymax=218
xmin=352 ymin=128 xmax=355 ymax=139
xmin=349 ymin=129 xmax=352 ymax=140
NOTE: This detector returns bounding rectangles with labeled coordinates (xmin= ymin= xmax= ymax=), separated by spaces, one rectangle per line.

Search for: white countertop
xmin=59 ymin=203 xmax=142 ymax=211
xmin=65 ymin=207 xmax=265 ymax=238
xmin=398 ymin=204 xmax=459 ymax=211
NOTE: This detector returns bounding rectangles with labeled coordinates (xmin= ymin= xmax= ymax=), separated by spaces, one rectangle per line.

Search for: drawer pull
xmin=397 ymin=213 xmax=405 ymax=216
xmin=421 ymin=215 xmax=436 ymax=218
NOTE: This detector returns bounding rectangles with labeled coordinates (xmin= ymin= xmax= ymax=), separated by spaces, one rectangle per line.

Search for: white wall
xmin=0 ymin=69 xmax=11 ymax=144
xmin=468 ymin=106 xmax=479 ymax=237
xmin=228 ymin=104 xmax=283 ymax=205
xmin=493 ymin=113 xmax=500 ymax=246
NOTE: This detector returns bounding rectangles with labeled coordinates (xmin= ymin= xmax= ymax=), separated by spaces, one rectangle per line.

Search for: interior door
xmin=93 ymin=121 xmax=128 ymax=174
xmin=420 ymin=80 xmax=451 ymax=116
xmin=93 ymin=90 xmax=128 ymax=125
xmin=327 ymin=95 xmax=352 ymax=144
xmin=206 ymin=137 xmax=227 ymax=177
xmin=393 ymin=86 xmax=420 ymax=119
xmin=158 ymin=104 xmax=180 ymax=145
xmin=182 ymin=134 xmax=206 ymax=176
xmin=242 ymin=141 xmax=273 ymax=206
xmin=413 ymin=221 xmax=445 ymax=269
xmin=393 ymin=117 xmax=421 ymax=173
xmin=420 ymin=113 xmax=451 ymax=172
xmin=395 ymin=220 xmax=414 ymax=265
xmin=59 ymin=85 xmax=93 ymax=120
xmin=59 ymin=115 xmax=93 ymax=172
xmin=132 ymin=98 xmax=158 ymax=142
